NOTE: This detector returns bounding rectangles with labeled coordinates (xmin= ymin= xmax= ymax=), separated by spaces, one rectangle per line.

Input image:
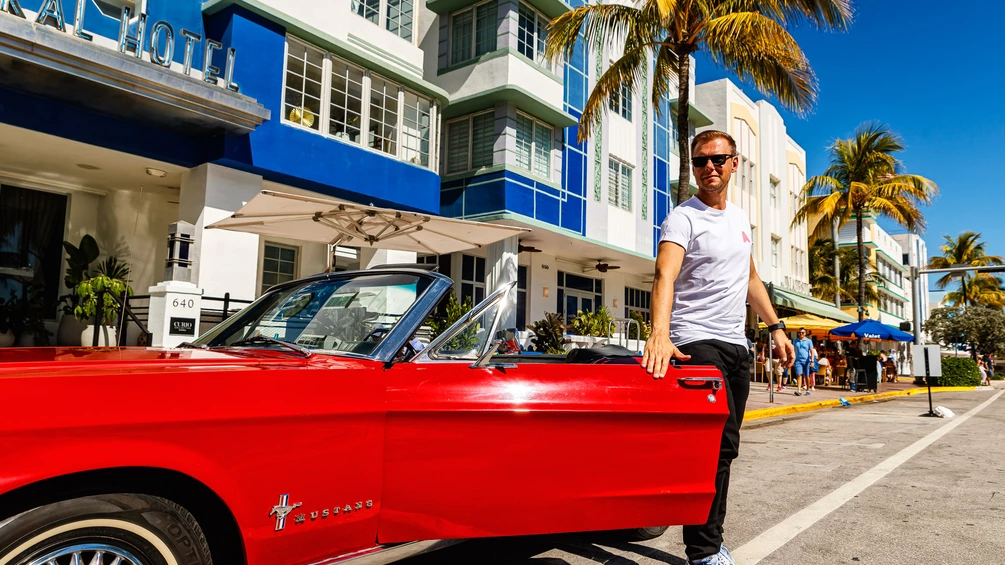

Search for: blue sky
xmin=693 ymin=0 xmax=1005 ymax=299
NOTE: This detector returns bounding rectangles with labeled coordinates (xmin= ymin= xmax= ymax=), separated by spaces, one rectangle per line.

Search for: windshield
xmin=194 ymin=273 xmax=432 ymax=357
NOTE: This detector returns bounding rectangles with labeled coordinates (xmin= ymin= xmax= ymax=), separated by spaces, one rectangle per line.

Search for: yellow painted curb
xmin=743 ymin=386 xmax=977 ymax=422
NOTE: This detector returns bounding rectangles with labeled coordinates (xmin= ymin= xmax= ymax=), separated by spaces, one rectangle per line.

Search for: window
xmin=770 ymin=180 xmax=779 ymax=210
xmin=262 ymin=244 xmax=298 ymax=295
xmin=771 ymin=237 xmax=780 ymax=268
xmin=401 ymin=91 xmax=432 ymax=167
xmin=450 ymin=0 xmax=498 ymax=65
xmin=283 ymin=38 xmax=438 ymax=170
xmin=368 ymin=76 xmax=398 ymax=156
xmin=284 ymin=41 xmax=324 ymax=131
xmin=517 ymin=3 xmax=547 ymax=67
xmin=329 ymin=60 xmax=365 ymax=143
xmin=608 ymin=157 xmax=633 ymax=211
xmin=461 ymin=254 xmax=486 ymax=305
xmin=0 ymin=185 xmax=68 ymax=317
xmin=386 ymin=0 xmax=414 ymax=41
xmin=446 ymin=111 xmax=494 ymax=174
xmin=609 ymin=81 xmax=632 ymax=121
xmin=516 ymin=265 xmax=528 ymax=331
xmin=557 ymin=271 xmax=602 ymax=323
xmin=515 ymin=113 xmax=553 ymax=178
xmin=352 ymin=0 xmax=380 ymax=24
xmin=625 ymin=287 xmax=651 ymax=321
xmin=351 ymin=0 xmax=414 ymax=41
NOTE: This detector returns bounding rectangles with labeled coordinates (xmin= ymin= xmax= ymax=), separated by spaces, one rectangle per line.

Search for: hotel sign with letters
xmin=0 ymin=0 xmax=240 ymax=92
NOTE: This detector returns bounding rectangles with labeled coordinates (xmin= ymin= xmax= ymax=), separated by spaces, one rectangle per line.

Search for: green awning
xmin=771 ymin=287 xmax=857 ymax=323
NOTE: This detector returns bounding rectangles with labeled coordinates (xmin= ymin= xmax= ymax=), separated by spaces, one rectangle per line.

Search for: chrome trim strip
xmin=310 ymin=540 xmax=464 ymax=565
xmin=414 ymin=281 xmax=516 ymax=364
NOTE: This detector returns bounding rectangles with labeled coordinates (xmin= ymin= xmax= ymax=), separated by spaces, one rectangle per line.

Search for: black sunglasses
xmin=691 ymin=154 xmax=735 ymax=168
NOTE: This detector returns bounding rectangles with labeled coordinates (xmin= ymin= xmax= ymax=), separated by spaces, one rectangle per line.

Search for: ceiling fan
xmin=585 ymin=260 xmax=621 ymax=273
xmin=518 ymin=243 xmax=542 ymax=253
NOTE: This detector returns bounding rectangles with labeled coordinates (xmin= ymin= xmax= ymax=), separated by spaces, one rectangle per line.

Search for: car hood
xmin=0 ymin=346 xmax=336 ymax=377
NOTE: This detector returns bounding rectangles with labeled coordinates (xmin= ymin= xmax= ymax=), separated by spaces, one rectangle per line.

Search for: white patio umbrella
xmin=207 ymin=190 xmax=528 ymax=255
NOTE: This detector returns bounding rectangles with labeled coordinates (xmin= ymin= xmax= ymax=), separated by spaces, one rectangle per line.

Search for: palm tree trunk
xmin=674 ymin=48 xmax=691 ymax=207
xmin=856 ymin=210 xmax=866 ymax=350
xmin=832 ymin=217 xmax=841 ymax=308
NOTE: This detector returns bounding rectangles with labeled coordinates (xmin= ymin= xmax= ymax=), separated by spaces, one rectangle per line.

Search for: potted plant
xmin=6 ymin=286 xmax=53 ymax=346
xmin=74 ymin=273 xmax=132 ymax=347
xmin=57 ymin=235 xmax=100 ymax=345
xmin=528 ymin=312 xmax=568 ymax=354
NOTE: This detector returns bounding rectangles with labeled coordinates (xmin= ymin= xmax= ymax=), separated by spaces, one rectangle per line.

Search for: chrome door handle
xmin=677 ymin=377 xmax=723 ymax=390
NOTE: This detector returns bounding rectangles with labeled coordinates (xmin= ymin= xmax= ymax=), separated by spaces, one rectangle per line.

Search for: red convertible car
xmin=0 ymin=267 xmax=727 ymax=565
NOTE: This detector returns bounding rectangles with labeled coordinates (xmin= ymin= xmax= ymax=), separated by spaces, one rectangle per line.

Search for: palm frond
xmin=578 ymin=46 xmax=648 ymax=142
xmin=544 ymin=4 xmax=642 ymax=64
xmin=651 ymin=42 xmax=680 ymax=118
xmin=700 ymin=12 xmax=817 ymax=114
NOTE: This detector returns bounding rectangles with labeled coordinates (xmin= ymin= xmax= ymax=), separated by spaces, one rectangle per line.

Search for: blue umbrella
xmin=829 ymin=319 xmax=913 ymax=342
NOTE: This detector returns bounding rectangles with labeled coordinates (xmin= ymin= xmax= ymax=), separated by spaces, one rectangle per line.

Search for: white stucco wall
xmin=97 ymin=189 xmax=178 ymax=295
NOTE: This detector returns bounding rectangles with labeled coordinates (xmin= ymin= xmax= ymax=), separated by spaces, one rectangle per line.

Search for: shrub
xmin=528 ymin=313 xmax=567 ymax=354
xmin=937 ymin=357 xmax=982 ymax=387
xmin=569 ymin=306 xmax=613 ymax=337
xmin=628 ymin=310 xmax=651 ymax=340
xmin=428 ymin=293 xmax=473 ymax=339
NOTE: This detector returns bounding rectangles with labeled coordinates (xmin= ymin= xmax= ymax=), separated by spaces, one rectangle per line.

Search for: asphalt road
xmin=398 ymin=386 xmax=1005 ymax=565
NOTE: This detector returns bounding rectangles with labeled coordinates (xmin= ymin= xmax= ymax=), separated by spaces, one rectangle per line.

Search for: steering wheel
xmin=363 ymin=327 xmax=391 ymax=343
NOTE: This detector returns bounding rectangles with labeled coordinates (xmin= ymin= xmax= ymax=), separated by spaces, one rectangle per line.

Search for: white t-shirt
xmin=659 ymin=197 xmax=752 ymax=347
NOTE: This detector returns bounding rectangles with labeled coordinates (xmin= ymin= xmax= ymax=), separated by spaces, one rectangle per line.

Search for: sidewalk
xmin=741 ymin=379 xmax=990 ymax=423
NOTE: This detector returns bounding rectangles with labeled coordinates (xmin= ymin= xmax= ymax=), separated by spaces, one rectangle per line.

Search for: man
xmin=792 ymin=328 xmax=814 ymax=396
xmin=643 ymin=130 xmax=795 ymax=565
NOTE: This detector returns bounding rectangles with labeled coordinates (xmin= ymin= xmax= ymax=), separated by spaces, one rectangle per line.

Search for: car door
xmin=377 ymin=285 xmax=728 ymax=543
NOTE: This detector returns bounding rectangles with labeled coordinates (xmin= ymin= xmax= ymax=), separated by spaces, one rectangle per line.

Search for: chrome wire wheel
xmin=26 ymin=543 xmax=143 ymax=565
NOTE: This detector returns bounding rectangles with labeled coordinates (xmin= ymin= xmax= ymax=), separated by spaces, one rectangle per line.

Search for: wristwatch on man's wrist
xmin=767 ymin=321 xmax=786 ymax=333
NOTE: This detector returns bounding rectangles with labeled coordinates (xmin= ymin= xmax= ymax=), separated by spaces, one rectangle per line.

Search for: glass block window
xmin=369 ymin=77 xmax=399 ymax=156
xmin=401 ymin=91 xmax=432 ymax=167
xmin=608 ymin=157 xmax=633 ymax=211
xmin=445 ymin=111 xmax=495 ymax=174
xmin=386 ymin=0 xmax=414 ymax=41
xmin=329 ymin=59 xmax=365 ymax=143
xmin=515 ymin=112 xmax=553 ymax=179
xmin=262 ymin=243 xmax=298 ymax=295
xmin=284 ymin=40 xmax=324 ymax=131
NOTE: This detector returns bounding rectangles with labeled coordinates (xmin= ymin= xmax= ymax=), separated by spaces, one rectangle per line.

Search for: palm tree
xmin=808 ymin=238 xmax=879 ymax=306
xmin=930 ymin=231 xmax=1004 ymax=307
xmin=944 ymin=274 xmax=1005 ymax=309
xmin=545 ymin=0 xmax=853 ymax=206
xmin=794 ymin=123 xmax=937 ymax=323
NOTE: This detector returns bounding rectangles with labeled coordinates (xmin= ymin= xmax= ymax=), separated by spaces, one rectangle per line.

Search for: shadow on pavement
xmin=400 ymin=532 xmax=688 ymax=564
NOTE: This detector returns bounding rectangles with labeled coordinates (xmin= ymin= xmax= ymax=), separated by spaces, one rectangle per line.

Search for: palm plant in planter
xmin=57 ymin=235 xmax=100 ymax=345
xmin=74 ymin=274 xmax=132 ymax=346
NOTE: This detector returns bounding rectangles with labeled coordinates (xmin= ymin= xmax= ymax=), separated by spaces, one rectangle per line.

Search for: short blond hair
xmin=691 ymin=130 xmax=737 ymax=155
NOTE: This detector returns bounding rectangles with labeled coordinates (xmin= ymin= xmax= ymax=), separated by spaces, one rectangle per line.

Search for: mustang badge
xmin=270 ymin=494 xmax=303 ymax=531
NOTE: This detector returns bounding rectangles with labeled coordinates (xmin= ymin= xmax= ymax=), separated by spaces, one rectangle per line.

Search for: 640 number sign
xmin=172 ymin=298 xmax=196 ymax=309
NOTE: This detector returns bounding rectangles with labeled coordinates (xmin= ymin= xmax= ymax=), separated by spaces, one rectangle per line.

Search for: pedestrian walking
xmin=643 ymin=129 xmax=794 ymax=565
xmin=792 ymin=328 xmax=813 ymax=396
xmin=808 ymin=340 xmax=819 ymax=391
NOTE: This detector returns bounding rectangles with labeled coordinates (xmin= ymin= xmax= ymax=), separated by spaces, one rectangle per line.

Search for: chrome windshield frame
xmin=193 ymin=268 xmax=453 ymax=364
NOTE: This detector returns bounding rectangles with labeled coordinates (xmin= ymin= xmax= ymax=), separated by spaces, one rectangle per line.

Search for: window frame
xmin=282 ymin=36 xmax=438 ymax=171
xmin=445 ymin=110 xmax=495 ymax=174
xmin=260 ymin=242 xmax=300 ymax=296
xmin=607 ymin=156 xmax=634 ymax=211
xmin=350 ymin=0 xmax=416 ymax=43
xmin=516 ymin=2 xmax=553 ymax=72
xmin=514 ymin=111 xmax=553 ymax=180
xmin=608 ymin=77 xmax=632 ymax=121
xmin=449 ymin=0 xmax=499 ymax=66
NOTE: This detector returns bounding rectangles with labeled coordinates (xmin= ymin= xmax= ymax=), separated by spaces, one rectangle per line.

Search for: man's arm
xmin=641 ymin=242 xmax=691 ymax=378
xmin=747 ymin=256 xmax=794 ymax=367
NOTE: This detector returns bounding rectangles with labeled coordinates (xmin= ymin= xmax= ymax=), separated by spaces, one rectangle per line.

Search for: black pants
xmin=677 ymin=339 xmax=751 ymax=562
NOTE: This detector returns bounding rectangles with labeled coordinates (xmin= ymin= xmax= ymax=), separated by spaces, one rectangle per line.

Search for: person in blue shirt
xmin=792 ymin=328 xmax=814 ymax=396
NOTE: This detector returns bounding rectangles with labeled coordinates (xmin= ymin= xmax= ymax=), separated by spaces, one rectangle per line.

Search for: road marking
xmin=733 ymin=390 xmax=1004 ymax=565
